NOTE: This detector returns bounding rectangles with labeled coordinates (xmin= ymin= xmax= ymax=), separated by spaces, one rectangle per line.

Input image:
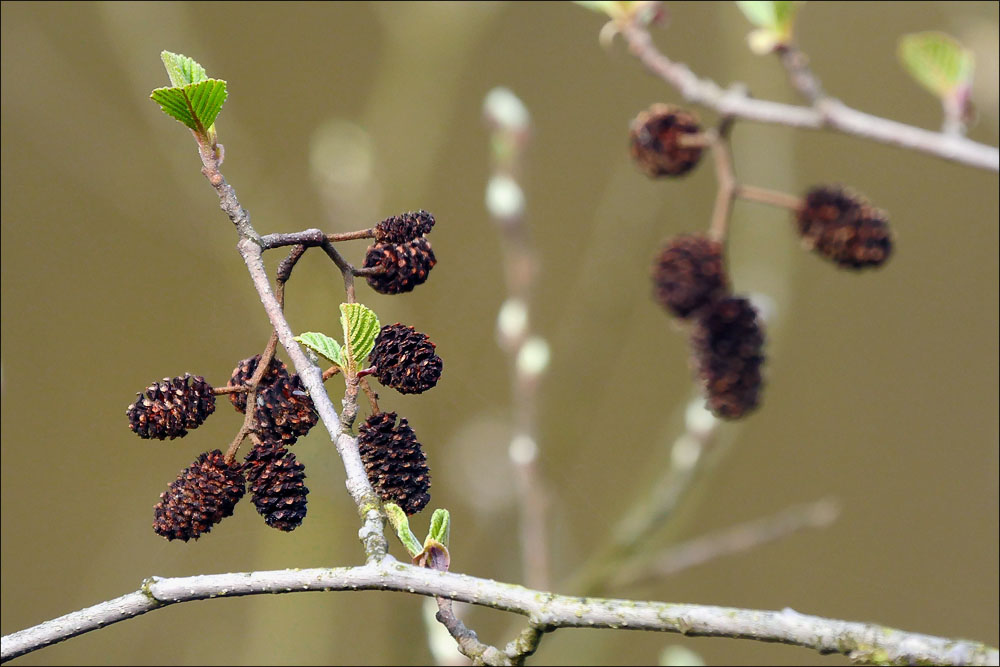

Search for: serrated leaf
xmin=150 ymin=79 xmax=227 ymax=135
xmin=339 ymin=303 xmax=380 ymax=370
xmin=425 ymin=508 xmax=450 ymax=548
xmin=385 ymin=503 xmax=422 ymax=556
xmin=898 ymin=32 xmax=974 ymax=100
xmin=160 ymin=51 xmax=208 ymax=87
xmin=294 ymin=332 xmax=343 ymax=367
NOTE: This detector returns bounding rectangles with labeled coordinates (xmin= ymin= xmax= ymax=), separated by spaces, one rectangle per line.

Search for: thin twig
xmin=320 ymin=239 xmax=358 ymax=304
xmin=734 ymin=184 xmax=803 ymax=210
xmin=435 ymin=597 xmax=510 ymax=666
xmin=223 ymin=330 xmax=279 ymax=463
xmin=613 ymin=498 xmax=840 ymax=587
xmin=706 ymin=122 xmax=736 ymax=244
xmin=327 ymin=228 xmax=375 ymax=243
xmin=616 ymin=17 xmax=999 ymax=171
xmin=3 ymin=560 xmax=995 ymax=666
xmin=359 ymin=377 xmax=380 ymax=414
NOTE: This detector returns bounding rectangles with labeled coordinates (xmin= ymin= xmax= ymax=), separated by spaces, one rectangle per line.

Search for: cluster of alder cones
xmin=631 ymin=104 xmax=894 ymax=419
xmin=127 ymin=211 xmax=444 ymax=541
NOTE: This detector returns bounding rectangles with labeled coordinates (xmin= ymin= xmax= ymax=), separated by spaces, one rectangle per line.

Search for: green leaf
xmin=160 ymin=51 xmax=208 ymax=87
xmin=294 ymin=332 xmax=343 ymax=367
xmin=339 ymin=303 xmax=380 ymax=370
xmin=735 ymin=0 xmax=778 ymax=28
xmin=150 ymin=79 xmax=227 ymax=135
xmin=384 ymin=503 xmax=422 ymax=556
xmin=898 ymin=32 xmax=974 ymax=100
xmin=425 ymin=509 xmax=450 ymax=548
xmin=573 ymin=0 xmax=622 ymax=16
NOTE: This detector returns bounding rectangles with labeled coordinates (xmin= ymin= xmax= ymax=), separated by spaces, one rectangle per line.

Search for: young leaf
xmin=384 ymin=502 xmax=422 ymax=557
xmin=425 ymin=508 xmax=450 ymax=548
xmin=339 ymin=303 xmax=380 ymax=369
xmin=150 ymin=79 xmax=228 ymax=134
xmin=294 ymin=332 xmax=344 ymax=367
xmin=160 ymin=51 xmax=208 ymax=87
xmin=898 ymin=31 xmax=974 ymax=100
xmin=735 ymin=0 xmax=778 ymax=29
xmin=736 ymin=1 xmax=800 ymax=52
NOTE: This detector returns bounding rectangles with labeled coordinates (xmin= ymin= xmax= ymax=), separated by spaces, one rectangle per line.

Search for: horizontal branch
xmin=618 ymin=20 xmax=999 ymax=172
xmin=3 ymin=559 xmax=996 ymax=665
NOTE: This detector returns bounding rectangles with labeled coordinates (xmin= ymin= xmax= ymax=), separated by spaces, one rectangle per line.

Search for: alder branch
xmin=616 ymin=16 xmax=999 ymax=172
xmin=197 ymin=140 xmax=388 ymax=560
xmin=3 ymin=559 xmax=997 ymax=665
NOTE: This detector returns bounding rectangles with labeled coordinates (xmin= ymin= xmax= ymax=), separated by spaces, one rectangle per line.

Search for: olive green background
xmin=2 ymin=2 xmax=997 ymax=665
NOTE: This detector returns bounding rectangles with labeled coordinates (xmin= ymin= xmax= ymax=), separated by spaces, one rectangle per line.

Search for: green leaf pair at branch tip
xmin=898 ymin=32 xmax=975 ymax=102
xmin=150 ymin=51 xmax=227 ymax=140
xmin=294 ymin=303 xmax=379 ymax=374
xmin=736 ymin=1 xmax=802 ymax=54
xmin=385 ymin=504 xmax=451 ymax=559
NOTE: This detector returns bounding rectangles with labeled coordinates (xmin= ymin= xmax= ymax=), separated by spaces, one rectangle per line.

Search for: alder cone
xmin=364 ymin=237 xmax=437 ymax=295
xmin=244 ymin=439 xmax=309 ymax=531
xmin=369 ymin=323 xmax=443 ymax=394
xmin=796 ymin=185 xmax=893 ymax=269
xmin=630 ymin=104 xmax=703 ymax=177
xmin=127 ymin=373 xmax=216 ymax=440
xmin=652 ymin=235 xmax=728 ymax=318
xmin=691 ymin=297 xmax=765 ymax=420
xmin=358 ymin=412 xmax=431 ymax=515
xmin=153 ymin=450 xmax=246 ymax=541
xmin=255 ymin=373 xmax=319 ymax=445
xmin=227 ymin=355 xmax=289 ymax=413
xmin=374 ymin=210 xmax=435 ymax=244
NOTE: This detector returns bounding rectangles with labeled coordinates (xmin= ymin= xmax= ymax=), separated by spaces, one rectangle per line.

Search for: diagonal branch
xmin=616 ymin=18 xmax=999 ymax=172
xmin=3 ymin=560 xmax=996 ymax=665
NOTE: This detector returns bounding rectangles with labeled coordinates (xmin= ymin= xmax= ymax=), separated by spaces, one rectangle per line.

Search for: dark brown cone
xmin=652 ymin=235 xmax=728 ymax=318
xmin=127 ymin=373 xmax=216 ymax=440
xmin=374 ymin=210 xmax=435 ymax=244
xmin=364 ymin=237 xmax=437 ymax=295
xmin=691 ymin=297 xmax=765 ymax=420
xmin=796 ymin=185 xmax=893 ymax=269
xmin=227 ymin=355 xmax=290 ymax=413
xmin=630 ymin=104 xmax=703 ymax=177
xmin=254 ymin=374 xmax=319 ymax=445
xmin=153 ymin=450 xmax=246 ymax=541
xmin=358 ymin=412 xmax=431 ymax=515
xmin=368 ymin=324 xmax=443 ymax=394
xmin=243 ymin=439 xmax=308 ymax=531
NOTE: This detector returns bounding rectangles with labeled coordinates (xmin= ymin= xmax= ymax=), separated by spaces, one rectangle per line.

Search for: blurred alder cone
xmin=630 ymin=103 xmax=704 ymax=177
xmin=796 ymin=185 xmax=893 ymax=269
xmin=690 ymin=297 xmax=766 ymax=420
